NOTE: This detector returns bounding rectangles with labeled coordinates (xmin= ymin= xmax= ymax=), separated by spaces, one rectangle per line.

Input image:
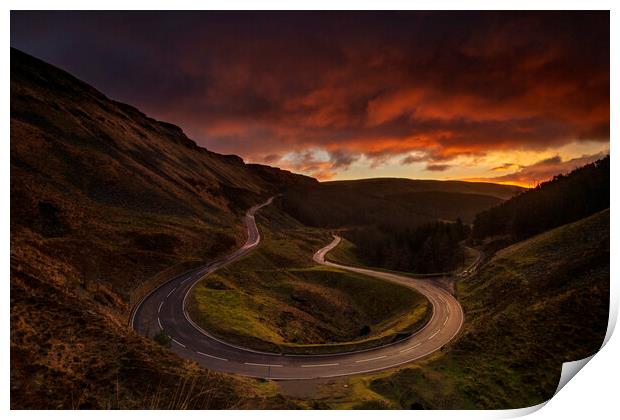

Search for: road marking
xmin=197 ymin=351 xmax=228 ymax=361
xmin=244 ymin=362 xmax=283 ymax=368
xmin=135 ymin=198 xmax=465 ymax=379
xmin=355 ymin=355 xmax=386 ymax=363
xmin=300 ymin=363 xmax=340 ymax=368
xmin=428 ymin=330 xmax=441 ymax=339
xmin=443 ymin=316 xmax=448 ymax=326
xmin=157 ymin=317 xmax=163 ymax=330
xmin=400 ymin=343 xmax=422 ymax=353
xmin=171 ymin=337 xmax=186 ymax=348
xmin=158 ymin=301 xmax=164 ymax=314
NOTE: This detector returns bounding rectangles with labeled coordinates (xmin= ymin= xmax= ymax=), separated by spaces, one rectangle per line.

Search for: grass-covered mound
xmin=187 ymin=206 xmax=431 ymax=354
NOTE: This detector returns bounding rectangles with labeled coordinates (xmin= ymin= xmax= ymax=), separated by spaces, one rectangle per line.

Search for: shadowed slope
xmin=361 ymin=209 xmax=609 ymax=409
xmin=10 ymin=48 xmax=312 ymax=409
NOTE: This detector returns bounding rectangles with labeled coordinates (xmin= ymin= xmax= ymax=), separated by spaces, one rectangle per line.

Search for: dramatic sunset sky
xmin=11 ymin=11 xmax=609 ymax=186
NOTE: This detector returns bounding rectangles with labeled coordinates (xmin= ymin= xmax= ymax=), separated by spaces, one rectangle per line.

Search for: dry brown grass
xmin=10 ymin=48 xmax=310 ymax=409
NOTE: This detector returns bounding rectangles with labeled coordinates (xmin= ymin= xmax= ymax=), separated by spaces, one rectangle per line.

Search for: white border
xmin=3 ymin=1 xmax=617 ymax=10
xmin=4 ymin=2 xmax=617 ymax=419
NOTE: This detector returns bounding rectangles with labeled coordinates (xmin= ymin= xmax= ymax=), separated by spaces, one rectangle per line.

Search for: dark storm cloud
xmin=491 ymin=163 xmax=521 ymax=172
xmin=11 ymin=11 xmax=609 ymax=174
xmin=426 ymin=164 xmax=451 ymax=172
xmin=401 ymin=154 xmax=429 ymax=165
xmin=329 ymin=150 xmax=361 ymax=169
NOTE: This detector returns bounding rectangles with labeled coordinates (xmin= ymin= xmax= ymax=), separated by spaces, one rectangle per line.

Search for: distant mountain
xmin=278 ymin=178 xmax=523 ymax=274
xmin=472 ymin=155 xmax=609 ymax=245
xmin=11 ymin=48 xmax=310 ymax=408
xmin=279 ymin=178 xmax=523 ymax=230
xmin=324 ymin=178 xmax=523 ymax=200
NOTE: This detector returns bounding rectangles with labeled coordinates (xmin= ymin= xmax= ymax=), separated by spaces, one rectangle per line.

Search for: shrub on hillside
xmin=153 ymin=330 xmax=171 ymax=348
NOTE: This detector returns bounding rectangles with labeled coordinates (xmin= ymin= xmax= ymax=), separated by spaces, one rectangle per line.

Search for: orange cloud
xmin=465 ymin=152 xmax=608 ymax=187
xmin=13 ymin=11 xmax=609 ymax=180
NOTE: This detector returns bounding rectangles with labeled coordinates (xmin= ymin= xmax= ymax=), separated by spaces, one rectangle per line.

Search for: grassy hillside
xmin=10 ymin=48 xmax=314 ymax=408
xmin=11 ymin=48 xmax=315 ymax=303
xmin=187 ymin=205 xmax=431 ymax=354
xmin=11 ymin=255 xmax=296 ymax=409
xmin=320 ymin=209 xmax=609 ymax=409
xmin=279 ymin=178 xmax=522 ymax=229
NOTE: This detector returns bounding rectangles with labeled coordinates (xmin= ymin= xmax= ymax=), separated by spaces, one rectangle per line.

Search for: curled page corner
xmin=554 ymin=355 xmax=595 ymax=396
xmin=549 ymin=297 xmax=618 ymax=399
xmin=602 ymin=293 xmax=618 ymax=348
xmin=549 ymin=304 xmax=615 ymax=400
xmin=518 ymin=307 xmax=616 ymax=416
xmin=499 ymin=401 xmax=548 ymax=418
xmin=492 ymin=355 xmax=597 ymax=419
xmin=550 ymin=296 xmax=619 ymax=394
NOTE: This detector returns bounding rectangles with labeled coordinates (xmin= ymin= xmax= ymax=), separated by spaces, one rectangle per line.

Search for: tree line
xmin=472 ymin=155 xmax=610 ymax=244
xmin=343 ymin=220 xmax=470 ymax=273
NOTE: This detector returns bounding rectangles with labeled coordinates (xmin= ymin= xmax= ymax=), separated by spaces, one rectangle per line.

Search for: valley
xmin=10 ymin=47 xmax=610 ymax=410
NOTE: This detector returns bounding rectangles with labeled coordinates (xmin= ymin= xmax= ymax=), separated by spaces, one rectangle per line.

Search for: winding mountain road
xmin=130 ymin=198 xmax=465 ymax=380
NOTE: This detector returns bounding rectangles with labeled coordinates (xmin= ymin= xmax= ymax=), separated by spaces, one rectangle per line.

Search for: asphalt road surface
xmin=130 ymin=198 xmax=465 ymax=380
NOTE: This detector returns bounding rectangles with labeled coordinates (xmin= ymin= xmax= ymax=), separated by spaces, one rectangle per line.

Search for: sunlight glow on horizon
xmin=255 ymin=140 xmax=608 ymax=187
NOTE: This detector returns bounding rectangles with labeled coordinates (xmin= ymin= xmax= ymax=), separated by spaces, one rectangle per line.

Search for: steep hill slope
xmin=336 ymin=209 xmax=609 ymax=409
xmin=10 ymin=48 xmax=312 ymax=408
xmin=473 ymin=155 xmax=609 ymax=245
xmin=11 ymin=47 xmax=315 ymax=302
